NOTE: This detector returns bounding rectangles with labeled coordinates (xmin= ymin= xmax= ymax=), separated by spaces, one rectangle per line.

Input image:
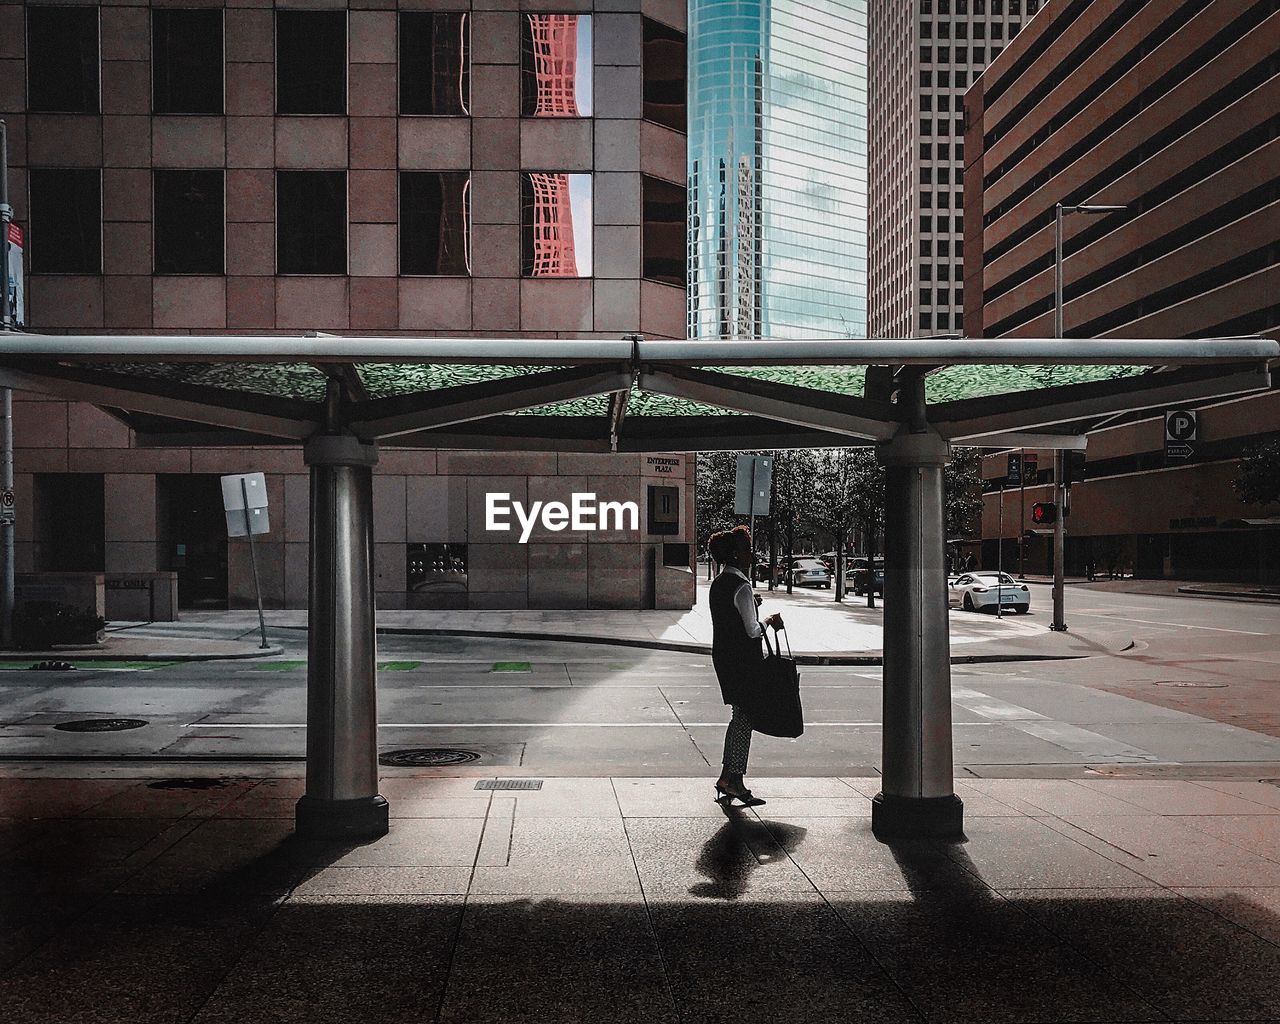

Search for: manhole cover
xmin=475 ymin=779 xmax=543 ymax=791
xmin=147 ymin=778 xmax=228 ymax=791
xmin=1155 ymin=680 xmax=1227 ymax=689
xmin=54 ymin=718 xmax=148 ymax=732
xmin=379 ymin=748 xmax=481 ymax=767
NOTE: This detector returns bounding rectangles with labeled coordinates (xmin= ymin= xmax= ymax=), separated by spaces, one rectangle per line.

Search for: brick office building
xmin=963 ymin=0 xmax=1280 ymax=582
xmin=0 ymin=0 xmax=695 ymax=611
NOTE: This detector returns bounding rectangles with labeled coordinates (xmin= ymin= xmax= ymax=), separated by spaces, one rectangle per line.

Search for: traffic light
xmin=1031 ymin=501 xmax=1057 ymax=525
xmin=1064 ymin=450 xmax=1087 ymax=485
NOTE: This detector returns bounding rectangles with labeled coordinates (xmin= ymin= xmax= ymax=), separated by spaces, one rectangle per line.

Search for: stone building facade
xmin=1 ymin=0 xmax=693 ymax=611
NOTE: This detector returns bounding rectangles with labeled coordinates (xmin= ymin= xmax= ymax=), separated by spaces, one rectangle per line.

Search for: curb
xmin=279 ymin=623 xmax=1096 ymax=666
xmin=0 ymin=645 xmax=286 ymax=663
xmin=1176 ymin=586 xmax=1280 ymax=604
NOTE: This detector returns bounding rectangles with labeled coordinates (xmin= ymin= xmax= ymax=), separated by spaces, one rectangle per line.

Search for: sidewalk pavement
xmin=175 ymin=576 xmax=1119 ymax=665
xmin=3 ymin=770 xmax=1280 ymax=1022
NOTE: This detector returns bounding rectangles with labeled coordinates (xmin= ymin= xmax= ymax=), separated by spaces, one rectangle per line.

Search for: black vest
xmin=710 ymin=570 xmax=761 ymax=705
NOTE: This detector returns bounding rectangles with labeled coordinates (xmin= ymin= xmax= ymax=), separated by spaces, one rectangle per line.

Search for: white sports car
xmin=948 ymin=571 xmax=1030 ymax=613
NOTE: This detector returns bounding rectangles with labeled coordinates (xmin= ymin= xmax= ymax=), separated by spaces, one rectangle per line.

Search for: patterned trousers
xmin=721 ymin=704 xmax=753 ymax=774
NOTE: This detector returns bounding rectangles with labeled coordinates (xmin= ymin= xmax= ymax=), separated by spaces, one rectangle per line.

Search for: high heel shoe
xmin=714 ymin=783 xmax=766 ymax=807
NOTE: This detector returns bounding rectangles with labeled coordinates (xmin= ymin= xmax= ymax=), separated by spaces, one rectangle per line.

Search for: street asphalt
xmin=2 ymin=584 xmax=1277 ymax=777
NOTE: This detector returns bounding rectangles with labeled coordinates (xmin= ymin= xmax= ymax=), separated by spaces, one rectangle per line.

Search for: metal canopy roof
xmin=1 ymin=334 xmax=1275 ymax=453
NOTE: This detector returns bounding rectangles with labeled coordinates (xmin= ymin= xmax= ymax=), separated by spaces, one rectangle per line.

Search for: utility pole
xmin=1018 ymin=447 xmax=1026 ymax=579
xmin=1051 ymin=450 xmax=1067 ymax=631
xmin=0 ymin=120 xmax=15 ymax=648
xmin=1052 ymin=202 xmax=1125 ymax=632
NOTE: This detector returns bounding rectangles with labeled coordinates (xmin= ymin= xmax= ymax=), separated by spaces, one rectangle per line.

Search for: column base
xmin=871 ymin=792 xmax=964 ymax=840
xmin=295 ymin=794 xmax=390 ymax=840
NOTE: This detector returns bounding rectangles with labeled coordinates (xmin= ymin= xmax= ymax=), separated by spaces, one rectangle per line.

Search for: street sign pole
xmin=1051 ymin=449 xmax=1067 ymax=631
xmin=0 ymin=120 xmax=14 ymax=647
xmin=241 ymin=478 xmax=270 ymax=650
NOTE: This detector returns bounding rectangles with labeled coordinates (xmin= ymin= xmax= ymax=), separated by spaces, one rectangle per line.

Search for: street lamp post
xmin=1051 ymin=202 xmax=1127 ymax=632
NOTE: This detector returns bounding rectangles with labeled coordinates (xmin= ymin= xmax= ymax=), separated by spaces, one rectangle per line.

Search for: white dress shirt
xmin=720 ymin=565 xmax=765 ymax=641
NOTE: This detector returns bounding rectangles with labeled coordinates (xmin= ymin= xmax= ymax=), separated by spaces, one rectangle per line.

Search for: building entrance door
xmin=158 ymin=475 xmax=228 ymax=609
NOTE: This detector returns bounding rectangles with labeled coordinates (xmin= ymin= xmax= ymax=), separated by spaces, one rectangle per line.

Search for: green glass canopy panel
xmin=0 ymin=334 xmax=1271 ymax=452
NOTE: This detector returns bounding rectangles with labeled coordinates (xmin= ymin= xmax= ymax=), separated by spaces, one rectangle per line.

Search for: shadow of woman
xmin=689 ymin=809 xmax=808 ymax=900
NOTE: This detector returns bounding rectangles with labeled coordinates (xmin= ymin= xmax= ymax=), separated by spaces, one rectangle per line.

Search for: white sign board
xmin=221 ymin=472 xmax=270 ymax=537
xmin=5 ymin=223 xmax=24 ymax=329
xmin=733 ymin=455 xmax=772 ymax=516
xmin=221 ymin=472 xmax=268 ymax=512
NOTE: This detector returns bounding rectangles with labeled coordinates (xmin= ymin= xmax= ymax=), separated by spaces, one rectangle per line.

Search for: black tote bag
xmin=747 ymin=626 xmax=804 ymax=738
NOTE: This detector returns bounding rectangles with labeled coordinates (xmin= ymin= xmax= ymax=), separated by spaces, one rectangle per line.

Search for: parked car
xmin=848 ymin=557 xmax=884 ymax=596
xmin=948 ymin=572 xmax=1030 ymax=613
xmin=787 ymin=557 xmax=832 ymax=588
xmin=752 ymin=561 xmax=782 ymax=584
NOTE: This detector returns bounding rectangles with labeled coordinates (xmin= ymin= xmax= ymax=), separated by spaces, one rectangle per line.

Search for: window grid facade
xmin=6 ymin=2 xmax=687 ymax=338
xmin=688 ymin=0 xmax=868 ymax=340
xmin=868 ymin=0 xmax=1035 ymax=338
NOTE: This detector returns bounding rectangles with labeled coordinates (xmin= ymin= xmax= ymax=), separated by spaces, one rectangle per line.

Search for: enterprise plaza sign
xmin=486 ymin=492 xmax=640 ymax=543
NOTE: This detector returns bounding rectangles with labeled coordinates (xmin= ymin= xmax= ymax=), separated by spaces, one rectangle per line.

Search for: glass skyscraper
xmin=688 ymin=0 xmax=868 ymax=340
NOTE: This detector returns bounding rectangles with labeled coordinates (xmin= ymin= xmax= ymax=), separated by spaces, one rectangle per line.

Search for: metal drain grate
xmin=147 ymin=778 xmax=228 ymax=791
xmin=475 ymin=779 xmax=543 ymax=791
xmin=379 ymin=748 xmax=481 ymax=768
xmin=54 ymin=718 xmax=148 ymax=732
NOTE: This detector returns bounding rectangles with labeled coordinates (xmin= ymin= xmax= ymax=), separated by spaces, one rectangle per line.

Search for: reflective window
xmin=400 ymin=172 xmax=471 ymax=276
xmin=153 ymin=9 xmax=223 ymax=115
xmin=276 ymin=171 xmax=346 ymax=275
xmin=520 ymin=14 xmax=592 ymax=117
xmin=29 ymin=169 xmax=100 ymax=274
xmin=276 ymin=11 xmax=346 ymax=115
xmin=688 ymin=0 xmax=867 ymax=339
xmin=27 ymin=6 xmax=99 ymax=113
xmin=521 ymin=172 xmax=592 ymax=277
xmin=400 ymin=12 xmax=469 ymax=116
xmin=642 ymin=174 xmax=684 ymax=287
xmin=643 ymin=18 xmax=685 ymax=132
xmin=154 ymin=170 xmax=224 ymax=275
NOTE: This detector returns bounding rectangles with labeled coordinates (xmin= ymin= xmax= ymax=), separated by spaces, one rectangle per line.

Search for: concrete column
xmin=872 ymin=425 xmax=964 ymax=839
xmin=295 ymin=433 xmax=389 ymax=839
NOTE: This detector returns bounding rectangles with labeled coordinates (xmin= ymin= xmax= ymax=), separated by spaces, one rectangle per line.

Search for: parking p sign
xmin=1165 ymin=409 xmax=1197 ymax=460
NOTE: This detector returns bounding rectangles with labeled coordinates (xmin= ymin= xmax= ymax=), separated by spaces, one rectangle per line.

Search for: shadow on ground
xmin=4 ymin=797 xmax=1280 ymax=1024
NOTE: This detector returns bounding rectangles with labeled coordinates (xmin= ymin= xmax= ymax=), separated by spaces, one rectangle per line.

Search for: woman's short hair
xmin=708 ymin=525 xmax=751 ymax=565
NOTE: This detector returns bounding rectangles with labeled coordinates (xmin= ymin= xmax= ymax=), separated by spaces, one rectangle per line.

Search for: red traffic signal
xmin=1031 ymin=501 xmax=1057 ymax=525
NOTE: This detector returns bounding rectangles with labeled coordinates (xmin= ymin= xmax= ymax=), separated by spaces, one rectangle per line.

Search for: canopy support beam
xmin=295 ymin=431 xmax=388 ymax=840
xmin=872 ymin=371 xmax=964 ymax=839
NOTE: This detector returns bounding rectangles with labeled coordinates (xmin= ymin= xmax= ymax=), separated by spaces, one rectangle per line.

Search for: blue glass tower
xmin=688 ymin=0 xmax=868 ymax=339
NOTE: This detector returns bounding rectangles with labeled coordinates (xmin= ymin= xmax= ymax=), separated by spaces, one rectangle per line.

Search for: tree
xmin=809 ymin=448 xmax=885 ymax=601
xmin=694 ymin=451 xmax=739 ymax=557
xmin=771 ymin=449 xmax=817 ymax=593
xmin=845 ymin=449 xmax=886 ymax=606
xmin=1234 ymin=437 xmax=1280 ymax=509
xmin=944 ymin=446 xmax=984 ymax=548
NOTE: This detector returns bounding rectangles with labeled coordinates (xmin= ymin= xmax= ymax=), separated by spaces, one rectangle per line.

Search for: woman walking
xmin=708 ymin=525 xmax=782 ymax=807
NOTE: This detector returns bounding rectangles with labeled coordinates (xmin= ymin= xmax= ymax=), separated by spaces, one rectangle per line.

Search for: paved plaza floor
xmin=5 ymin=771 xmax=1280 ymax=1023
